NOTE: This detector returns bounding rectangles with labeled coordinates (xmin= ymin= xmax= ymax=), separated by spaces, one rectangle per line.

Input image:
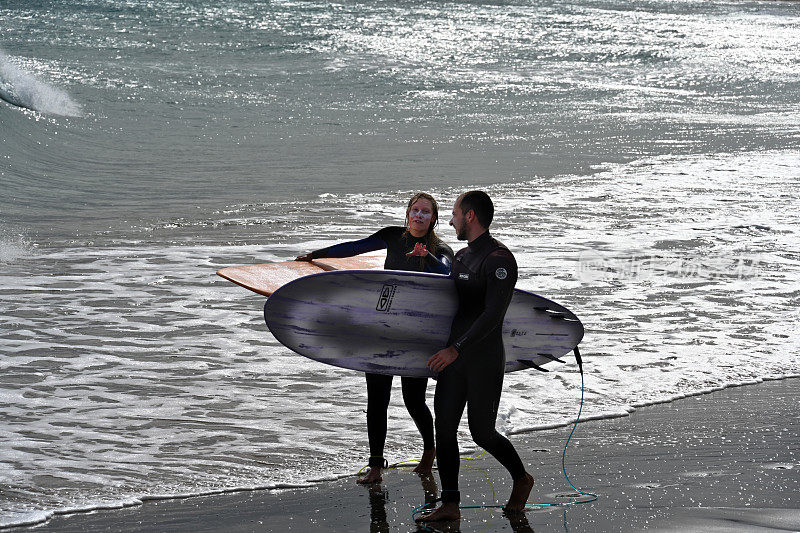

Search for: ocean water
xmin=1 ymin=0 xmax=799 ymax=528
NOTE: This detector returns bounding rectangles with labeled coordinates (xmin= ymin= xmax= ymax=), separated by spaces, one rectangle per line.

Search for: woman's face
xmin=407 ymin=198 xmax=435 ymax=236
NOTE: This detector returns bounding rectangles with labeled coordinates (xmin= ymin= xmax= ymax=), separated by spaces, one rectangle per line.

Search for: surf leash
xmin=356 ymin=450 xmax=488 ymax=476
xmin=411 ymin=346 xmax=597 ymax=523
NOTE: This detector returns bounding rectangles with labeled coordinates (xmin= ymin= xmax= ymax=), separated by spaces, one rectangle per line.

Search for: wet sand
xmin=16 ymin=378 xmax=799 ymax=532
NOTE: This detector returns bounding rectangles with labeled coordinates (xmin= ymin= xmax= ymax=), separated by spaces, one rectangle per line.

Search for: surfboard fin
xmin=538 ymin=353 xmax=566 ymax=364
xmin=519 ymin=359 xmax=549 ymax=372
xmin=520 ymin=349 xmax=582 ymax=373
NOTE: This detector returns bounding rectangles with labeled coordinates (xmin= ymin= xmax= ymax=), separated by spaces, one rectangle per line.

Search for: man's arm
xmin=428 ymin=249 xmax=517 ymax=371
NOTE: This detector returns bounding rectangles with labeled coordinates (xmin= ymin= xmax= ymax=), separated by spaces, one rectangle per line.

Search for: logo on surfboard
xmin=376 ymin=284 xmax=397 ymax=312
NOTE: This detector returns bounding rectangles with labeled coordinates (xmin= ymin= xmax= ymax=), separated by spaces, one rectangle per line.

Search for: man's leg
xmin=417 ymin=366 xmax=467 ymax=521
xmin=466 ymin=352 xmax=533 ymax=511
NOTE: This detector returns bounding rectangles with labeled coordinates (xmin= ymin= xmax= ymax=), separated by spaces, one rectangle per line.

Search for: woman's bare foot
xmin=418 ymin=472 xmax=438 ymax=502
xmin=357 ymin=467 xmax=383 ymax=484
xmin=504 ymin=473 xmax=534 ymax=513
xmin=415 ymin=502 xmax=461 ymax=522
xmin=413 ymin=448 xmax=436 ymax=474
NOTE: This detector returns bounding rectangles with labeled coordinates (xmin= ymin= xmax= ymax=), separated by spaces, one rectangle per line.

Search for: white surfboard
xmin=263 ymin=269 xmax=584 ymax=377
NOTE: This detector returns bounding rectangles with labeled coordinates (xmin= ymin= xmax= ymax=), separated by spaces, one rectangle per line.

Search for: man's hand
xmin=406 ymin=242 xmax=429 ymax=257
xmin=428 ymin=346 xmax=459 ymax=372
xmin=295 ymin=253 xmax=312 ymax=262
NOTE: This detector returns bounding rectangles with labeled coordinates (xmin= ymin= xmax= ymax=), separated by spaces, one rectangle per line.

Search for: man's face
xmin=450 ymin=199 xmax=468 ymax=241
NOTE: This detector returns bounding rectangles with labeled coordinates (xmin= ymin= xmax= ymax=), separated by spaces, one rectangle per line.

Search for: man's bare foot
xmin=413 ymin=448 xmax=436 ymax=474
xmin=357 ymin=467 xmax=382 ymax=484
xmin=415 ymin=502 xmax=461 ymax=522
xmin=504 ymin=472 xmax=534 ymax=513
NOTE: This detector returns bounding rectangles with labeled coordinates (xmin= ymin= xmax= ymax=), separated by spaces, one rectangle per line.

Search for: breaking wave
xmin=0 ymin=50 xmax=81 ymax=116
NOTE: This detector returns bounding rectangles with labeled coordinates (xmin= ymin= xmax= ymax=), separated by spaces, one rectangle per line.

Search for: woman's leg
xmin=359 ymin=372 xmax=393 ymax=484
xmin=400 ymin=376 xmax=435 ymax=472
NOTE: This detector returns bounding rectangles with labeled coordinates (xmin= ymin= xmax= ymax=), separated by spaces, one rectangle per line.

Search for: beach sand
xmin=18 ymin=378 xmax=799 ymax=532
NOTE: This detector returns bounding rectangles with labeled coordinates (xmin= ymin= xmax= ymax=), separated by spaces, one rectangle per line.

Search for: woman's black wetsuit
xmin=310 ymin=226 xmax=454 ymax=467
xmin=434 ymin=231 xmax=526 ymax=503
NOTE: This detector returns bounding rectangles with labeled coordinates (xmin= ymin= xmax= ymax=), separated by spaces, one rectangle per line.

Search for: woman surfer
xmin=296 ymin=192 xmax=454 ymax=484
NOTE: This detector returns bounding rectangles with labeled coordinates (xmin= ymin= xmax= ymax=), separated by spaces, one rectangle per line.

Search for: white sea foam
xmin=0 ymin=232 xmax=31 ymax=264
xmin=0 ymin=50 xmax=81 ymax=116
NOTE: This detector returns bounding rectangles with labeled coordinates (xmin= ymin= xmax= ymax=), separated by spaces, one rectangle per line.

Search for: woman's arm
xmin=425 ymin=252 xmax=452 ymax=274
xmin=296 ymin=230 xmax=389 ymax=261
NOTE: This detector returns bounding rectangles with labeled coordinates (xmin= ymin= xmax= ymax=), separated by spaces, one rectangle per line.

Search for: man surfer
xmin=418 ymin=190 xmax=534 ymax=521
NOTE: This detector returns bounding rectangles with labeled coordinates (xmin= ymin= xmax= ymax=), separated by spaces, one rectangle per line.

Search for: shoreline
xmin=5 ymin=376 xmax=799 ymax=532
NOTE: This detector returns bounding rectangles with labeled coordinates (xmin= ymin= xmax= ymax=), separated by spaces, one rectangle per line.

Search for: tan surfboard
xmin=311 ymin=255 xmax=384 ymax=272
xmin=216 ymin=254 xmax=385 ymax=296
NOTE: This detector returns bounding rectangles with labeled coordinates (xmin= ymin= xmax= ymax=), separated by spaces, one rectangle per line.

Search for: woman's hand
xmin=406 ymin=242 xmax=429 ymax=257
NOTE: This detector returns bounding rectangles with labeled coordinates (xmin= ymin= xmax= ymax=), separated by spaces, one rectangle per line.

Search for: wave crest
xmin=0 ymin=51 xmax=81 ymax=116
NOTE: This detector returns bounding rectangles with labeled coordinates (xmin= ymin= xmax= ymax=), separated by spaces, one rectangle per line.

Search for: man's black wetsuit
xmin=311 ymin=226 xmax=454 ymax=467
xmin=434 ymin=230 xmax=526 ymax=503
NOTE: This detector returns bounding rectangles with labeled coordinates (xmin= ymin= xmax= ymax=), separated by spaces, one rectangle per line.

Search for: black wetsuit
xmin=311 ymin=226 xmax=454 ymax=466
xmin=434 ymin=231 xmax=525 ymax=503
